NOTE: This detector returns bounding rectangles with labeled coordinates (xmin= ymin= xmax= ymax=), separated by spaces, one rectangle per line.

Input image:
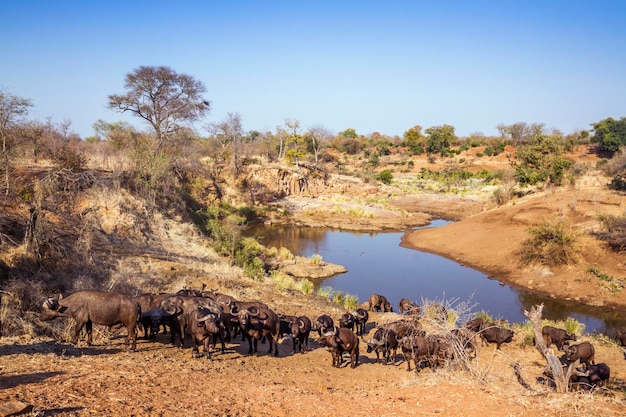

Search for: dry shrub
xmin=0 ymin=279 xmax=49 ymax=336
xmin=518 ymin=219 xmax=580 ymax=266
xmin=596 ymin=213 xmax=626 ymax=251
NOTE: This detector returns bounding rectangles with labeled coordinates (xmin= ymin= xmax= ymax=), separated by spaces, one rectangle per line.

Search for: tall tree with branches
xmin=108 ymin=66 xmax=210 ymax=151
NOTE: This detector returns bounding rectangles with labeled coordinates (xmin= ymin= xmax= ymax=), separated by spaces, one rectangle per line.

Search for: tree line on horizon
xmin=2 ymin=65 xmax=626 ymax=196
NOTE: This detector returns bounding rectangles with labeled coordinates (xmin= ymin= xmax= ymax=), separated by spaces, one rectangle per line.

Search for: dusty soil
xmin=2 ymin=312 xmax=626 ymax=417
xmin=2 ymin=145 xmax=626 ymax=416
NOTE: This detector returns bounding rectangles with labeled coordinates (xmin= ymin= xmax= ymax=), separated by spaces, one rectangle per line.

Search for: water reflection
xmin=244 ymin=223 xmax=626 ymax=334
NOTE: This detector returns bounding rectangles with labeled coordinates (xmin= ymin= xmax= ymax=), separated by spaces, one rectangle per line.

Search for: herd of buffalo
xmin=39 ymin=288 xmax=626 ymax=391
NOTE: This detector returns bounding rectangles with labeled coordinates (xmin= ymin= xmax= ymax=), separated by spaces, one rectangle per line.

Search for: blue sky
xmin=2 ymin=1 xmax=625 ymax=139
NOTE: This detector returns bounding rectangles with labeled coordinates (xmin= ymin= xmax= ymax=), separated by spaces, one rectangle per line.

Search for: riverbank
xmin=268 ymin=171 xmax=626 ymax=313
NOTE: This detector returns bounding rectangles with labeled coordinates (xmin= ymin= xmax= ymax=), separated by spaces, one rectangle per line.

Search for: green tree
xmin=0 ymin=90 xmax=33 ymax=194
xmin=425 ymin=124 xmax=456 ymax=155
xmin=591 ymin=117 xmax=626 ymax=152
xmin=91 ymin=119 xmax=137 ymax=150
xmin=403 ymin=125 xmax=425 ymax=154
xmin=339 ymin=128 xmax=358 ymax=139
xmin=282 ymin=118 xmax=306 ymax=163
xmin=514 ymin=133 xmax=573 ymax=186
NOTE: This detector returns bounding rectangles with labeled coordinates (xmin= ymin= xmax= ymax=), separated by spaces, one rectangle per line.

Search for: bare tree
xmin=0 ymin=90 xmax=33 ymax=194
xmin=208 ymin=113 xmax=244 ymax=176
xmin=307 ymin=125 xmax=332 ymax=166
xmin=18 ymin=120 xmax=45 ymax=163
xmin=108 ymin=66 xmax=210 ymax=151
xmin=524 ymin=304 xmax=577 ymax=393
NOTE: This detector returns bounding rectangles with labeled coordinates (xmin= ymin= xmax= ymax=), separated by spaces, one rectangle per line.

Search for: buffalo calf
xmin=565 ymin=342 xmax=595 ymax=366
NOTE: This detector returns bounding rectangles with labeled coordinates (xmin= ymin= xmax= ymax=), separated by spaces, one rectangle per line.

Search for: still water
xmin=244 ymin=221 xmax=626 ymax=335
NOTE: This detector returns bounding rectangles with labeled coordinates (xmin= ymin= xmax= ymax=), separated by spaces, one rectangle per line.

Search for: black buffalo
xmin=312 ymin=314 xmax=334 ymax=336
xmin=290 ymin=316 xmax=312 ymax=353
xmin=353 ymin=308 xmax=369 ymax=336
xmin=480 ymin=325 xmax=514 ymax=350
xmin=317 ymin=326 xmax=359 ymax=368
xmin=339 ymin=313 xmax=356 ymax=331
xmin=363 ymin=327 xmax=398 ymax=365
xmin=40 ymin=290 xmax=140 ymax=351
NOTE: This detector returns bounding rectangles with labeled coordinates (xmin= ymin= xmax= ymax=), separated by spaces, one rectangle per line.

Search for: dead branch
xmin=524 ymin=304 xmax=577 ymax=393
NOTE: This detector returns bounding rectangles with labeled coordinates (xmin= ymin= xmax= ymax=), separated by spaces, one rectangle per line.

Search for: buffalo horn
xmin=43 ymin=297 xmax=57 ymax=310
xmin=297 ymin=318 xmax=305 ymax=328
xmin=248 ymin=306 xmax=260 ymax=317
xmin=323 ymin=327 xmax=336 ymax=337
xmin=163 ymin=306 xmax=182 ymax=316
xmin=198 ymin=311 xmax=215 ymax=322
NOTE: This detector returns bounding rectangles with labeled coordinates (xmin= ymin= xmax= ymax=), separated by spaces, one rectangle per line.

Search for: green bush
xmin=376 ymin=169 xmax=393 ymax=185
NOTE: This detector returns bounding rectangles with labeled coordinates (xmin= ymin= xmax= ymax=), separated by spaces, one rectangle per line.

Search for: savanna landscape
xmin=1 ymin=70 xmax=626 ymax=416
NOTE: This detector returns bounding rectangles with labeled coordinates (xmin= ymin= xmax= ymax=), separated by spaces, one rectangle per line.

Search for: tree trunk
xmin=524 ymin=304 xmax=577 ymax=393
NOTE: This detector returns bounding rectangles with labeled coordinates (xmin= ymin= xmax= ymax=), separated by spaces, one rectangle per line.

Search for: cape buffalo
xmin=353 ymin=308 xmax=369 ymax=336
xmin=565 ymin=342 xmax=595 ymax=366
xmin=480 ymin=325 xmax=514 ymax=350
xmin=40 ymin=290 xmax=140 ymax=351
xmin=290 ymin=315 xmax=312 ymax=353
xmin=572 ymin=363 xmax=610 ymax=389
xmin=398 ymin=298 xmax=420 ymax=315
xmin=160 ymin=295 xmax=225 ymax=351
xmin=542 ymin=325 xmax=577 ymax=350
xmin=188 ymin=307 xmax=222 ymax=360
xmin=317 ymin=326 xmax=359 ymax=368
xmin=398 ymin=333 xmax=439 ymax=372
xmin=234 ymin=305 xmax=280 ymax=356
xmin=312 ymin=314 xmax=334 ymax=336
xmin=368 ymin=294 xmax=392 ymax=312
xmin=363 ymin=327 xmax=398 ymax=364
xmin=339 ymin=312 xmax=356 ymax=331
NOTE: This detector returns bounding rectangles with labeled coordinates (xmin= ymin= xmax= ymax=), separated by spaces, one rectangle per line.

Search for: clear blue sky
xmin=2 ymin=1 xmax=625 ymax=139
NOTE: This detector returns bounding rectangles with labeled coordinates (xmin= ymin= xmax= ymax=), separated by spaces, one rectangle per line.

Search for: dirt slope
xmin=401 ymin=174 xmax=626 ymax=311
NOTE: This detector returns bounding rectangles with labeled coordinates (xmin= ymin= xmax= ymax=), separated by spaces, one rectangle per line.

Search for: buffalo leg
xmin=71 ymin=320 xmax=86 ymax=345
xmin=212 ymin=332 xmax=225 ymax=354
xmin=350 ymin=351 xmax=358 ymax=368
xmin=127 ymin=324 xmax=137 ymax=351
xmin=203 ymin=338 xmax=213 ymax=361
xmin=85 ymin=320 xmax=93 ymax=345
